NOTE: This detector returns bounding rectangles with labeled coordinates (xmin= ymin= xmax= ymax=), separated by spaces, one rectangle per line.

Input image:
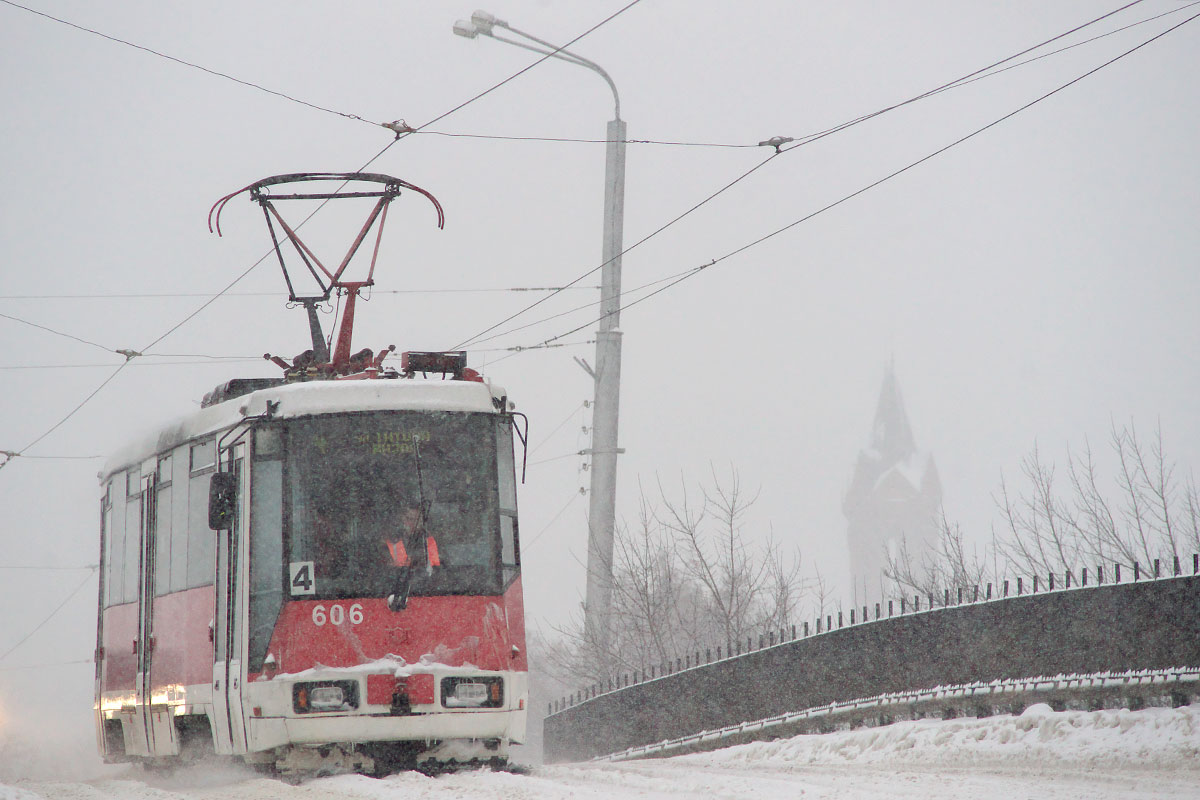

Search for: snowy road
xmin=5 ymin=704 xmax=1199 ymax=799
xmin=10 ymin=762 xmax=1197 ymax=800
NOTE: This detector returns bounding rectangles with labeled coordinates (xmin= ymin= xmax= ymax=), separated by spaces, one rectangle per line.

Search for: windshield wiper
xmin=387 ymin=439 xmax=431 ymax=612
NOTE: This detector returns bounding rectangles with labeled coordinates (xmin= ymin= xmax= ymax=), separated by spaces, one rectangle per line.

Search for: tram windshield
xmin=284 ymin=410 xmax=504 ymax=598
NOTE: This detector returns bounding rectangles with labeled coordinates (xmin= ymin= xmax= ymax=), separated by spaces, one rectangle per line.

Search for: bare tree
xmin=1061 ymin=422 xmax=1198 ymax=572
xmin=982 ymin=421 xmax=1199 ymax=580
xmin=657 ymin=467 xmax=804 ymax=651
xmin=884 ymin=512 xmax=989 ymax=600
xmin=993 ymin=443 xmax=1083 ymax=577
xmin=541 ymin=467 xmax=808 ymax=690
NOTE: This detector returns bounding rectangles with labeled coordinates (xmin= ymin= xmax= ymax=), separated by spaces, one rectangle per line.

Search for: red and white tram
xmin=93 ymin=174 xmax=529 ymax=775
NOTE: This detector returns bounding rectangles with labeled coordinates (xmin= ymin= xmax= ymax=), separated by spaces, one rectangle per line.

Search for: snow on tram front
xmin=93 ymin=174 xmax=530 ymax=776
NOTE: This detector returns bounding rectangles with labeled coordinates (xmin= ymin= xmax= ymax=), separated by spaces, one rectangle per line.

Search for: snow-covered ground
xmin=3 ymin=704 xmax=1198 ymax=799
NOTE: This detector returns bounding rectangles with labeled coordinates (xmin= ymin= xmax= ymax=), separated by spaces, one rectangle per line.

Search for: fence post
xmin=946 ymin=588 xmax=951 ymax=606
xmin=1134 ymin=562 xmax=1140 ymax=581
xmin=849 ymin=609 xmax=855 ymax=624
xmin=1115 ymin=563 xmax=1121 ymax=582
xmin=1097 ymin=565 xmax=1103 ymax=584
xmin=1003 ymin=580 xmax=1009 ymax=597
xmin=1154 ymin=559 xmax=1161 ymax=578
xmin=914 ymin=596 xmax=921 ymax=612
xmin=1048 ymin=573 xmax=1055 ymax=591
xmin=862 ymin=606 xmax=868 ymax=622
xmin=875 ymin=602 xmax=881 ymax=619
xmin=792 ymin=623 xmax=797 ymax=639
xmin=1033 ymin=575 xmax=1038 ymax=593
xmin=987 ymin=583 xmax=993 ymax=600
xmin=1173 ymin=555 xmax=1181 ymax=576
xmin=837 ymin=612 xmax=843 ymax=628
xmin=827 ymin=615 xmax=832 ymax=631
xmin=1194 ymin=553 xmax=1198 ymax=574
xmin=900 ymin=598 xmax=906 ymax=613
xmin=1081 ymin=568 xmax=1087 ymax=586
xmin=1065 ymin=571 xmax=1071 ymax=589
xmin=804 ymin=621 xmax=809 ymax=636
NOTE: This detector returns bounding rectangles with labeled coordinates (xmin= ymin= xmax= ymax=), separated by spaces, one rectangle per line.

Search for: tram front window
xmin=286 ymin=411 xmax=501 ymax=598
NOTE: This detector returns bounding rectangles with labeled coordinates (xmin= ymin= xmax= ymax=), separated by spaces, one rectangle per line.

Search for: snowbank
xmin=678 ymin=703 xmax=1200 ymax=771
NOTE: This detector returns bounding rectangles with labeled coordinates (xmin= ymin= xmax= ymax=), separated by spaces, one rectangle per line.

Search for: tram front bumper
xmin=248 ymin=707 xmax=522 ymax=751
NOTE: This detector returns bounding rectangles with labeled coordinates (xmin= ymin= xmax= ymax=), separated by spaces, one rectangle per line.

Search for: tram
xmin=93 ymin=174 xmax=528 ymax=776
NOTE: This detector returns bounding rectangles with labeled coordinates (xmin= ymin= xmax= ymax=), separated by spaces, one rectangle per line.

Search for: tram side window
xmin=123 ymin=469 xmax=142 ymax=605
xmin=169 ymin=445 xmax=190 ymax=592
xmin=154 ymin=454 xmax=173 ymax=596
xmin=497 ymin=420 xmax=519 ymax=580
xmin=190 ymin=440 xmax=215 ymax=472
xmin=186 ymin=440 xmax=217 ymax=588
xmin=248 ymin=435 xmax=283 ymax=673
xmin=102 ymin=478 xmax=125 ymax=607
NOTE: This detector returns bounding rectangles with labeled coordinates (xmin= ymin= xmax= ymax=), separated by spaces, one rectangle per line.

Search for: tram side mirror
xmin=208 ymin=472 xmax=237 ymax=530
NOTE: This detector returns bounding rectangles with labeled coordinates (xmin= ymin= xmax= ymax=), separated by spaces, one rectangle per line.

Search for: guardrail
xmin=594 ymin=667 xmax=1200 ymax=762
xmin=544 ymin=566 xmax=1200 ymax=762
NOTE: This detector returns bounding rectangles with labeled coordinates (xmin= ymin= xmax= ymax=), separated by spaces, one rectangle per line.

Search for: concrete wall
xmin=544 ymin=574 xmax=1200 ymax=762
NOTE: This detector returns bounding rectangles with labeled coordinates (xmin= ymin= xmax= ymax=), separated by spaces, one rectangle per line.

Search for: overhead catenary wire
xmin=5 ymin=1 xmax=1162 ymax=460
xmin=0 ymin=568 xmax=97 ymax=662
xmin=528 ymin=452 xmax=586 ymax=467
xmin=0 ymin=311 xmax=128 ymax=356
xmin=515 ymin=9 xmax=1200 ymax=355
xmin=1 ymin=3 xmax=643 ymax=468
xmin=523 ymin=490 xmax=585 ymax=550
xmin=0 ymin=658 xmax=93 ymax=672
xmin=0 ymin=359 xmax=265 ymax=371
xmin=530 ymin=401 xmax=589 ymax=455
xmin=0 ymin=0 xmax=377 ymax=127
xmin=461 ymin=266 xmax=711 ymax=351
xmin=933 ymin=0 xmax=1200 ymax=94
xmin=449 ymin=0 xmax=1158 ymax=352
xmin=0 ymin=452 xmax=101 ymax=460
xmin=2 ymin=0 xmax=733 ymax=149
xmin=0 ymin=286 xmax=600 ymax=300
xmin=9 ymin=0 xmax=1175 ymax=158
xmin=145 ymin=0 xmax=646 ymax=356
xmin=418 ymin=130 xmax=756 ymax=148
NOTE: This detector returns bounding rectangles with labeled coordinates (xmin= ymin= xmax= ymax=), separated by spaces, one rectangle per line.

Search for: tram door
xmin=211 ymin=447 xmax=248 ymax=755
xmin=130 ymin=465 xmax=178 ymax=757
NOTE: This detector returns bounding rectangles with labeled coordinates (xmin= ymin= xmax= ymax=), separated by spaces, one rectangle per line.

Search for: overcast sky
xmin=2 ymin=0 xmax=1198 ymax=741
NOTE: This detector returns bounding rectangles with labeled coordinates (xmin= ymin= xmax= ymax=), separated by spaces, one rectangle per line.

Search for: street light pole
xmin=455 ymin=12 xmax=625 ymax=662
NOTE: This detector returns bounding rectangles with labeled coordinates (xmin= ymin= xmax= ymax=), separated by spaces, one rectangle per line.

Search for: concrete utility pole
xmin=454 ymin=12 xmax=626 ymax=659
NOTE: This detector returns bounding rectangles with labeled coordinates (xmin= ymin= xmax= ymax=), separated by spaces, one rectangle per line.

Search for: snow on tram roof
xmin=100 ymin=378 xmax=508 ymax=481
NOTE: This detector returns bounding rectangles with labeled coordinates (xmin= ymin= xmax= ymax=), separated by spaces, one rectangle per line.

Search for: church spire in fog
xmin=843 ymin=363 xmax=941 ymax=603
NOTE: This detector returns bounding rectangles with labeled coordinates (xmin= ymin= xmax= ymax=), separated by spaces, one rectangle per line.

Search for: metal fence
xmin=544 ymin=561 xmax=1200 ymax=762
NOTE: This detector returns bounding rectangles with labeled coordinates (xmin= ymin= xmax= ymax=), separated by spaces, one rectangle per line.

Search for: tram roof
xmin=100 ymin=378 xmax=508 ymax=481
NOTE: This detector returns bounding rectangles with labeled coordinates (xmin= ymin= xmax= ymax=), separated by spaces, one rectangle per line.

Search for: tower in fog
xmin=843 ymin=365 xmax=942 ymax=603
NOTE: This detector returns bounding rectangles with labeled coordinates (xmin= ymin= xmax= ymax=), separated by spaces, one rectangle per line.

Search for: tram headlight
xmin=293 ymin=680 xmax=359 ymax=714
xmin=441 ymin=676 xmax=503 ymax=708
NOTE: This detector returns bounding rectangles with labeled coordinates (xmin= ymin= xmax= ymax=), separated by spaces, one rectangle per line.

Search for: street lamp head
xmin=470 ymin=10 xmax=506 ymax=34
xmin=452 ymin=19 xmax=480 ymax=38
